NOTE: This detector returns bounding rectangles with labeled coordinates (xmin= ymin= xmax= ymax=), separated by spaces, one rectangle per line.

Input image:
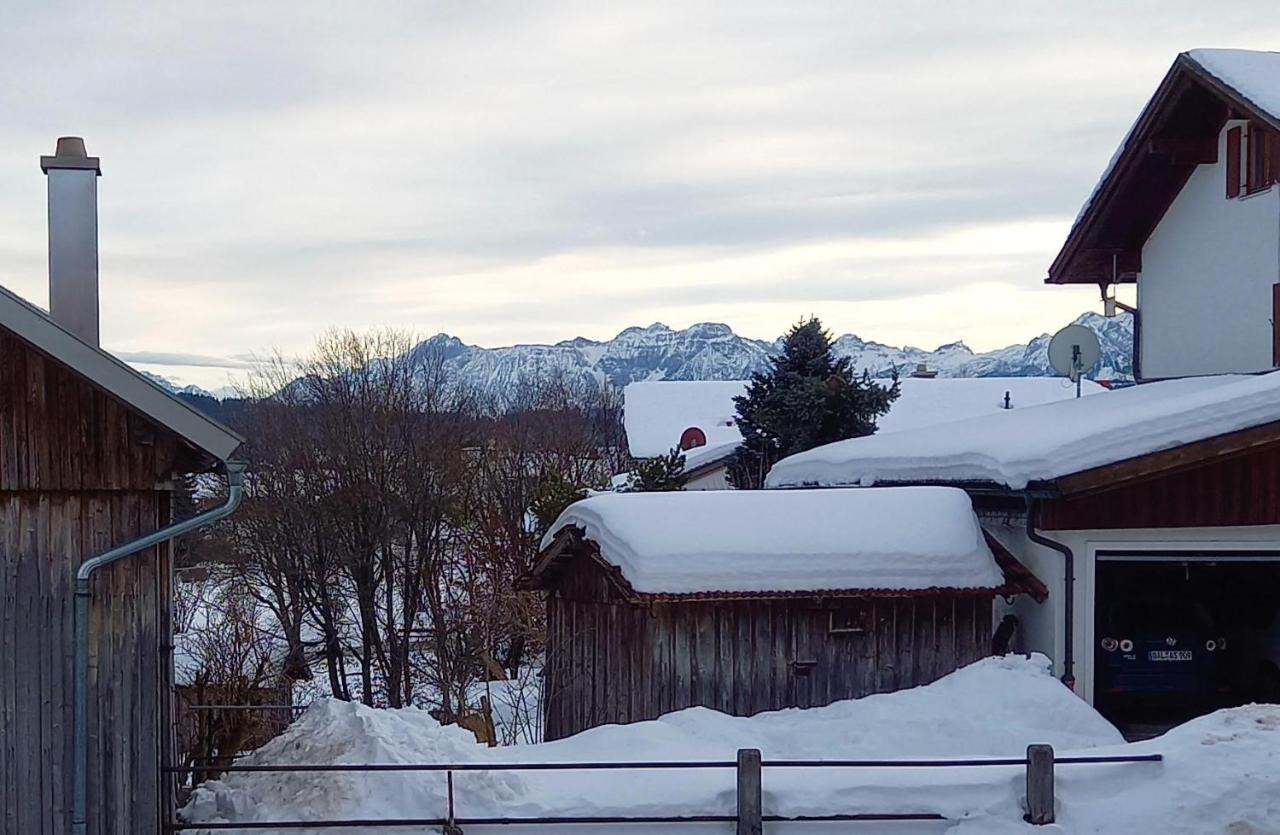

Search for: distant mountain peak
xmin=403 ymin=312 xmax=1132 ymax=405
xmin=142 ymin=313 xmax=1134 ymax=408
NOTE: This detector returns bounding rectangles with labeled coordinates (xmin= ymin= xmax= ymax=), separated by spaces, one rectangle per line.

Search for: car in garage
xmin=1096 ymin=595 xmax=1229 ymax=704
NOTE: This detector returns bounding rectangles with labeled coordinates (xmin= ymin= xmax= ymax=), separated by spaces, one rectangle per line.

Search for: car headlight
xmin=1119 ymin=639 xmax=1134 ymax=652
xmin=1205 ymin=639 xmax=1217 ymax=652
xmin=1101 ymin=637 xmax=1118 ymax=652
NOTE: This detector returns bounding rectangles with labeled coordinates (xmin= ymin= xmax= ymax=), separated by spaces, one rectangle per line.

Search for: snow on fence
xmin=165 ymin=747 xmax=1162 ymax=832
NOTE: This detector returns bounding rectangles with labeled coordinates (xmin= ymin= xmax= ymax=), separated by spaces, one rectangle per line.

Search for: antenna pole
xmin=1072 ymin=345 xmax=1082 ymax=398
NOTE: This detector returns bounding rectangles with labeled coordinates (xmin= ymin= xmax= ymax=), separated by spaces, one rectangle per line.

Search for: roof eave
xmin=1046 ymin=51 xmax=1280 ymax=286
xmin=1046 ymin=56 xmax=1192 ymax=286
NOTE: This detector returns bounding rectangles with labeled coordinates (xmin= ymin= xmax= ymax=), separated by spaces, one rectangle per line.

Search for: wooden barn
xmin=0 ymin=139 xmax=244 ymax=835
xmin=526 ymin=487 xmax=1044 ymax=740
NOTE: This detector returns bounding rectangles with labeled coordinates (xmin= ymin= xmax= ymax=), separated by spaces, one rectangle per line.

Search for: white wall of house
xmin=1139 ymin=120 xmax=1280 ymax=379
xmin=685 ymin=465 xmax=732 ymax=490
xmin=991 ymin=522 xmax=1280 ymax=702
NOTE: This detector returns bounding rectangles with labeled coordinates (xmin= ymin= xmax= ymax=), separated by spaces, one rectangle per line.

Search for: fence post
xmin=1025 ymin=744 xmax=1055 ymax=825
xmin=737 ymin=748 xmax=763 ymax=835
xmin=443 ymin=770 xmax=464 ymax=835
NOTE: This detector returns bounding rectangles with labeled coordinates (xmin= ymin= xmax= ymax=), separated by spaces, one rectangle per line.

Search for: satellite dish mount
xmin=1048 ymin=324 xmax=1101 ymax=399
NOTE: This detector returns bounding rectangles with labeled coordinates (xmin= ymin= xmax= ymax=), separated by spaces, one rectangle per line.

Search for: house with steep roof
xmin=1 ymin=139 xmax=245 ymax=835
xmin=771 ymin=50 xmax=1280 ymax=735
xmin=1049 ymin=49 xmax=1280 ymax=380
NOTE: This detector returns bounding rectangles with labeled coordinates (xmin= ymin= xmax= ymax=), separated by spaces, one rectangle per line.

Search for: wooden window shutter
xmin=1248 ymin=125 xmax=1259 ymax=192
xmin=1247 ymin=123 xmax=1270 ymax=193
xmin=1270 ymin=131 xmax=1280 ymax=185
xmin=1227 ymin=125 xmax=1242 ymax=198
xmin=1274 ymin=284 xmax=1280 ymax=367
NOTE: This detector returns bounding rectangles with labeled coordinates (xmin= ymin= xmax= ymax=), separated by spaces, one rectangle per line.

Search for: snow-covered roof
xmin=624 ymin=377 xmax=1100 ymax=463
xmin=0 ymin=283 xmax=244 ymax=462
xmin=879 ymin=377 xmax=1104 ymax=434
xmin=767 ymin=372 xmax=1280 ymax=491
xmin=1186 ymin=49 xmax=1280 ymax=122
xmin=623 ymin=381 xmax=744 ymax=457
xmin=537 ymin=487 xmax=1006 ymax=596
xmin=679 ymin=440 xmax=740 ymax=474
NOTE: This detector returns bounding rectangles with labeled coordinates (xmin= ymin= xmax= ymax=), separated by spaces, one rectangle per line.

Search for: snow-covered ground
xmin=179 ymin=654 xmax=1280 ymax=834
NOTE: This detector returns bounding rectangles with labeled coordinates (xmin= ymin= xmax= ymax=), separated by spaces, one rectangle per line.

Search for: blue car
xmin=1096 ymin=597 xmax=1228 ymax=702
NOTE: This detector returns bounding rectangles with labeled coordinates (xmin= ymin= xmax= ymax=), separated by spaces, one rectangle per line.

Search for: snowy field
xmin=182 ymin=655 xmax=1280 ymax=834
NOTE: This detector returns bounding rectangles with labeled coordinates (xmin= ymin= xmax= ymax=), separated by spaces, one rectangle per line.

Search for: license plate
xmin=1148 ymin=650 xmax=1192 ymax=661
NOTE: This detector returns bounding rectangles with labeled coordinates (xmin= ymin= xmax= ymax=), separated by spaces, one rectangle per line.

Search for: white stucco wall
xmin=684 ymin=465 xmax=732 ymax=490
xmin=992 ymin=522 xmax=1280 ymax=703
xmin=1139 ymin=120 xmax=1280 ymax=378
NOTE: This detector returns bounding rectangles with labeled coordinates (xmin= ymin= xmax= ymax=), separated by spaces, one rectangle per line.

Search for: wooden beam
xmin=1057 ymin=419 xmax=1280 ymax=497
xmin=1024 ymin=745 xmax=1055 ymax=825
xmin=736 ymin=748 xmax=763 ymax=835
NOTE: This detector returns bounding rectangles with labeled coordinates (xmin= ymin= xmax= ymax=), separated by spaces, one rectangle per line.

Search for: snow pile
xmin=541 ymin=487 xmax=1005 ymax=594
xmin=767 ymin=372 xmax=1280 ymax=490
xmin=1044 ymin=705 xmax=1280 ymax=835
xmin=182 ymin=699 xmax=527 ymax=826
xmin=546 ymin=654 xmax=1120 ymax=761
xmin=182 ymin=654 xmax=1120 ymax=832
xmin=181 ymin=654 xmax=1280 ymax=833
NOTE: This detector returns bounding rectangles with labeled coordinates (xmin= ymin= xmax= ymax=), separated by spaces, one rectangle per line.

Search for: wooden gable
xmin=0 ymin=330 xmax=205 ymax=491
xmin=1048 ymin=53 xmax=1280 ymax=287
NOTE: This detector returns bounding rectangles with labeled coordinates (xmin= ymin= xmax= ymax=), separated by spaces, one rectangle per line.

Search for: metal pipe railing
xmin=164 ymin=746 xmax=1162 ymax=831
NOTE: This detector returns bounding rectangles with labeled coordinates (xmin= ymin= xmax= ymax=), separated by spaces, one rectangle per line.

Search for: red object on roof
xmin=679 ymin=426 xmax=707 ymax=450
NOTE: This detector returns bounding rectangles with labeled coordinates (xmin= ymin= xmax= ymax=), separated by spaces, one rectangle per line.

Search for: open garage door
xmin=1095 ymin=552 xmax=1280 ymax=738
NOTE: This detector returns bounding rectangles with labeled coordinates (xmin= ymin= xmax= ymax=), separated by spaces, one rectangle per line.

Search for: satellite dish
xmin=1048 ymin=324 xmax=1101 ymax=388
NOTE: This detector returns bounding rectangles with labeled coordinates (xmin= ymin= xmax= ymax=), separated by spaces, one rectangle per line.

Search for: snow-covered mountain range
xmin=412 ymin=311 xmax=1133 ymax=403
xmin=150 ymin=312 xmax=1133 ymax=402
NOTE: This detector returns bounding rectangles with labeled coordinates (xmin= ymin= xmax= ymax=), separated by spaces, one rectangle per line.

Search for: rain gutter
xmin=71 ymin=461 xmax=246 ymax=835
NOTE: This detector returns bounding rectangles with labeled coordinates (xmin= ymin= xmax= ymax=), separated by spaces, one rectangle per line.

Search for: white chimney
xmin=41 ymin=137 xmax=101 ymax=345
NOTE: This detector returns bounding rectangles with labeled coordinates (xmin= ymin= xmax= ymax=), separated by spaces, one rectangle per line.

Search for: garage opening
xmin=1095 ymin=553 xmax=1280 ymax=739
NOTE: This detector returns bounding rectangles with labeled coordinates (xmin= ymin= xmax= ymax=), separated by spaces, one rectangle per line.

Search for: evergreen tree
xmin=624 ymin=447 xmax=689 ymax=492
xmin=729 ymin=317 xmax=900 ymax=488
xmin=530 ymin=471 xmax=587 ymax=539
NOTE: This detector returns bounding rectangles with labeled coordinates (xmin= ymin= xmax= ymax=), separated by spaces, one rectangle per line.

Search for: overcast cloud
xmin=3 ymin=2 xmax=1279 ymax=387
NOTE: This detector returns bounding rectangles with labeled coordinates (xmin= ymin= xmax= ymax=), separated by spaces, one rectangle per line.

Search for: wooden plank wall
xmin=1 ymin=333 xmax=179 ymax=835
xmin=1040 ymin=442 xmax=1280 ymax=530
xmin=542 ymin=555 xmax=992 ymax=740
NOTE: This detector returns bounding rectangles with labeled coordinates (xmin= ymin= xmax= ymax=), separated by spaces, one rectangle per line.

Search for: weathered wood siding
xmin=1 ymin=332 xmax=182 ymax=835
xmin=542 ymin=551 xmax=993 ymax=740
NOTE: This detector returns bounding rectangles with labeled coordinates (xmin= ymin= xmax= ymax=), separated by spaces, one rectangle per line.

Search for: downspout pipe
xmin=72 ymin=460 xmax=246 ymax=835
xmin=1024 ymin=496 xmax=1076 ymax=690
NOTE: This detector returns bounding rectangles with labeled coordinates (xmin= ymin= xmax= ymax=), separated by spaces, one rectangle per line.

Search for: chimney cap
xmin=41 ymin=136 xmax=101 ymax=175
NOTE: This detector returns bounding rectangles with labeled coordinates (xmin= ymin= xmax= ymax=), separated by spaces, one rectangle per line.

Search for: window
xmin=1229 ymin=122 xmax=1279 ymax=198
xmin=829 ymin=609 xmax=867 ymax=634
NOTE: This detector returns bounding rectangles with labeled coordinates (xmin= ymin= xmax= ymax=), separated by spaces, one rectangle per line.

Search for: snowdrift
xmin=181 ymin=654 xmax=1280 ymax=834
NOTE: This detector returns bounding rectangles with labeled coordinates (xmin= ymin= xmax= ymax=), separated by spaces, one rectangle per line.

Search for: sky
xmin=3 ymin=2 xmax=1280 ymax=389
